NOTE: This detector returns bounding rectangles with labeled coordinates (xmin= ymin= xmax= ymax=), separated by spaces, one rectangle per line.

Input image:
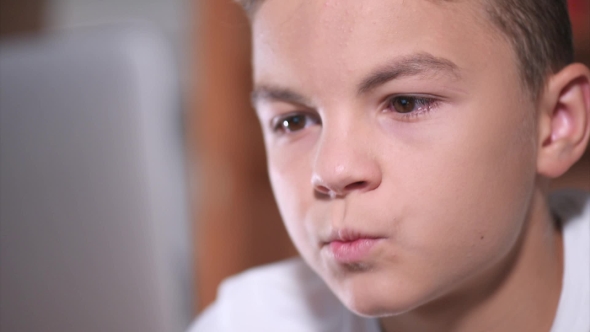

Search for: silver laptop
xmin=0 ymin=24 xmax=194 ymax=332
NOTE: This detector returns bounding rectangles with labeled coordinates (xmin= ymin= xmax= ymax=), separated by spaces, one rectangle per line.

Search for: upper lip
xmin=322 ymin=228 xmax=384 ymax=245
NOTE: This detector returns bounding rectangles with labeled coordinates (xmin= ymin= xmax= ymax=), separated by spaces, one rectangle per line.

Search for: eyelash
xmin=383 ymin=95 xmax=439 ymax=121
xmin=270 ymin=95 xmax=439 ymax=134
xmin=271 ymin=112 xmax=320 ymax=134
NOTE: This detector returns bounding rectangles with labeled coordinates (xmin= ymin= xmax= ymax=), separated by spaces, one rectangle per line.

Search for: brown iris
xmin=391 ymin=97 xmax=416 ymax=113
xmin=280 ymin=115 xmax=307 ymax=132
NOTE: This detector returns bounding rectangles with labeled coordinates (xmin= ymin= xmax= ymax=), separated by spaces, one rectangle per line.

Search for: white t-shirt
xmin=189 ymin=191 xmax=589 ymax=332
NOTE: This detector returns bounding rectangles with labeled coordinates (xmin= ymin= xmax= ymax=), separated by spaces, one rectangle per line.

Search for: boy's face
xmin=253 ymin=0 xmax=539 ymax=316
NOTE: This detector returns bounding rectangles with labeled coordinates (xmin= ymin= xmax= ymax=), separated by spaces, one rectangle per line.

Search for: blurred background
xmin=0 ymin=0 xmax=588 ymax=331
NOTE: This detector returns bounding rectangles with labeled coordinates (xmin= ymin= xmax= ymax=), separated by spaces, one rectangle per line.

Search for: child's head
xmin=244 ymin=0 xmax=589 ymax=319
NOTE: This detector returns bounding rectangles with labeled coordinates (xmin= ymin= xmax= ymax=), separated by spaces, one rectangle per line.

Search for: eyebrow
xmin=251 ymin=85 xmax=313 ymax=108
xmin=357 ymin=53 xmax=460 ymax=94
xmin=251 ymin=53 xmax=460 ymax=106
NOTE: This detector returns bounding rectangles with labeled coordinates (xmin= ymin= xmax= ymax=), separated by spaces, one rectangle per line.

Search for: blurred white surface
xmin=46 ymin=0 xmax=193 ymax=91
xmin=0 ymin=25 xmax=193 ymax=332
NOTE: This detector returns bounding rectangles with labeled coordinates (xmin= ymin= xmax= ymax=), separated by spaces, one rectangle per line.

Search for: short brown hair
xmin=236 ymin=0 xmax=574 ymax=99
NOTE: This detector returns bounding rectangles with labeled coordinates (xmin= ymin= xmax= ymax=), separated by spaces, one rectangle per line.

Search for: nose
xmin=311 ymin=128 xmax=382 ymax=198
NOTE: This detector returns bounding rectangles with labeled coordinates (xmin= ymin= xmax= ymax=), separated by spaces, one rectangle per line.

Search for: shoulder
xmin=549 ymin=190 xmax=590 ymax=332
xmin=187 ymin=258 xmax=377 ymax=332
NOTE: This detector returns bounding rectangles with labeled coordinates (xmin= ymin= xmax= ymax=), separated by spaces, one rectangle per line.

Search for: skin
xmin=251 ymin=0 xmax=590 ymax=331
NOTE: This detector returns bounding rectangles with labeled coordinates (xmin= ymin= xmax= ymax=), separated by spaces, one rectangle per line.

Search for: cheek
xmin=389 ymin=97 xmax=538 ymax=280
xmin=267 ymin=146 xmax=316 ymax=256
xmin=264 ymin=128 xmax=320 ymax=205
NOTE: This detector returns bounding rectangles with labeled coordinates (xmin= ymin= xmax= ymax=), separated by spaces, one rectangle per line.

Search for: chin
xmin=340 ymin=289 xmax=420 ymax=318
xmin=328 ymin=270 xmax=429 ymax=318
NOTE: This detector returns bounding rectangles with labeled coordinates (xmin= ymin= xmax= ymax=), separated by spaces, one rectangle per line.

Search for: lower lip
xmin=328 ymin=238 xmax=381 ymax=263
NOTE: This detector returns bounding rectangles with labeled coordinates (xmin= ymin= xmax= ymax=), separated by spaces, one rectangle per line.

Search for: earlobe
xmin=537 ymin=63 xmax=590 ymax=179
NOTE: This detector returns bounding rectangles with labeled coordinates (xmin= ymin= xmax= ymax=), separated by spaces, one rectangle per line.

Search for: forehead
xmin=252 ymin=0 xmax=513 ymax=97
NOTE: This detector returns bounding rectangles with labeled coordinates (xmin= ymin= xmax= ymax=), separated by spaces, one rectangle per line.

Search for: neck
xmin=380 ymin=188 xmax=564 ymax=332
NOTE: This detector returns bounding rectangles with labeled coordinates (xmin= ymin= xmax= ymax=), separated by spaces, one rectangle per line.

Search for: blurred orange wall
xmin=190 ymin=0 xmax=298 ymax=312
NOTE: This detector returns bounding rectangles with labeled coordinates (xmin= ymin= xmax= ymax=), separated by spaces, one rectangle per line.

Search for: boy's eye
xmin=387 ymin=96 xmax=435 ymax=114
xmin=273 ymin=113 xmax=317 ymax=134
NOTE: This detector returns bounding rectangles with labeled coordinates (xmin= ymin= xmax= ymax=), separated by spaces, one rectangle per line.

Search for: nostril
xmin=312 ymin=178 xmax=375 ymax=198
xmin=344 ymin=181 xmax=367 ymax=191
xmin=315 ymin=185 xmax=331 ymax=195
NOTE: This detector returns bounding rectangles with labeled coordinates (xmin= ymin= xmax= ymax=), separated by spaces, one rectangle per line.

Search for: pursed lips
xmin=322 ymin=228 xmax=386 ymax=263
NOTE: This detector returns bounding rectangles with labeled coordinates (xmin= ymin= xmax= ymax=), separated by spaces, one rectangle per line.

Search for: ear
xmin=537 ymin=63 xmax=590 ymax=179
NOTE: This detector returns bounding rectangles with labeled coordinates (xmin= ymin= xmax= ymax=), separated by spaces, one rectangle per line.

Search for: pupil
xmin=284 ymin=115 xmax=305 ymax=131
xmin=395 ymin=97 xmax=415 ymax=113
